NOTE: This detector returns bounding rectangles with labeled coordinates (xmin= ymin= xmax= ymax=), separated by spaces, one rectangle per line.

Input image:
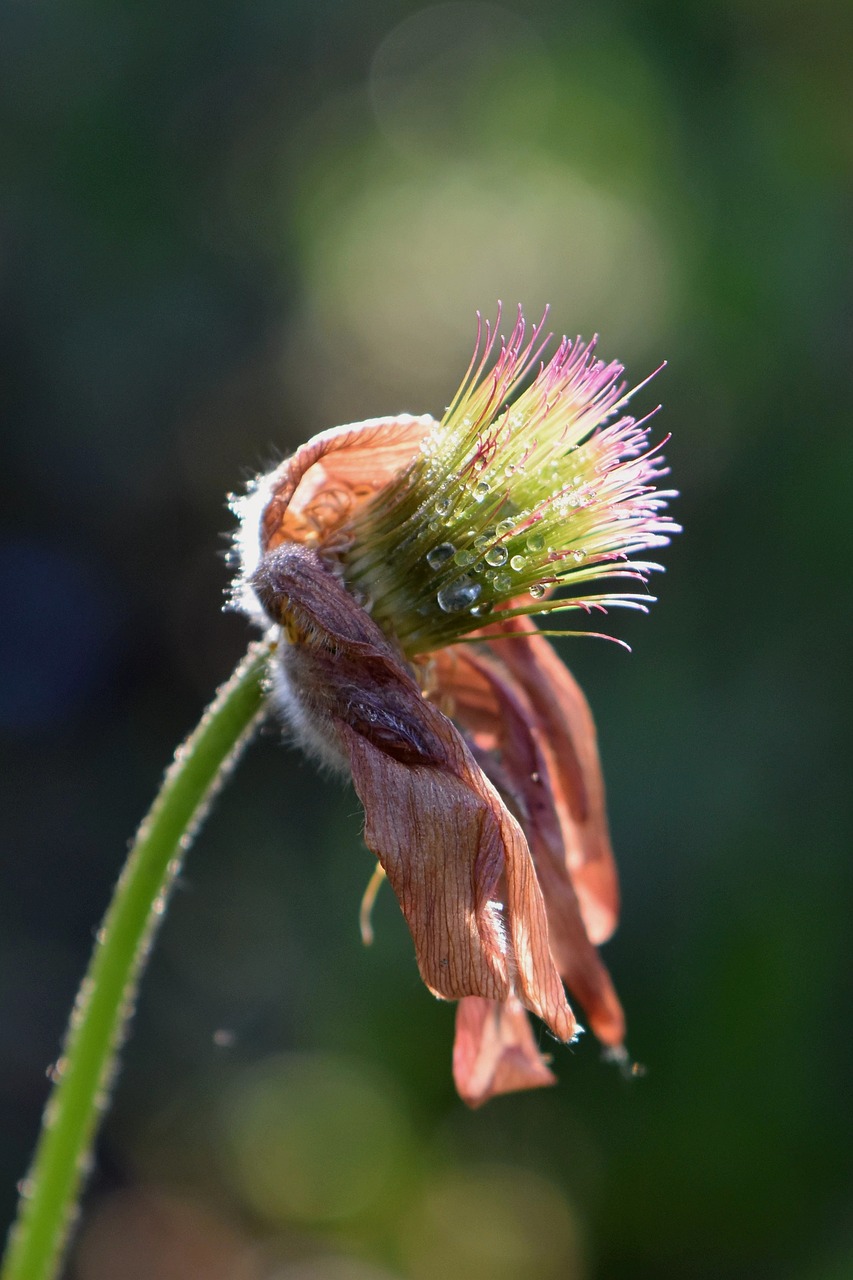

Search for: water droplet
xmin=484 ymin=545 xmax=508 ymax=567
xmin=526 ymin=532 xmax=545 ymax=552
xmin=437 ymin=578 xmax=482 ymax=612
xmin=510 ymin=554 xmax=526 ymax=571
xmin=434 ymin=495 xmax=452 ymax=516
xmin=504 ymin=463 xmax=516 ymax=476
xmin=426 ymin=543 xmax=456 ymax=570
xmin=572 ymin=548 xmax=586 ymax=563
xmin=473 ymin=480 xmax=491 ymax=501
xmin=474 ymin=532 xmax=493 ymax=551
xmin=492 ymin=572 xmax=513 ymax=593
xmin=529 ymin=583 xmax=547 ymax=599
xmin=470 ymin=600 xmax=494 ymax=616
xmin=454 ymin=548 xmax=475 ymax=567
xmin=495 ymin=518 xmax=516 ymax=536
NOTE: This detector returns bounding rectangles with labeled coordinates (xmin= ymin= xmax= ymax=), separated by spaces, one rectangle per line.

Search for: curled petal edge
xmin=453 ymin=995 xmax=557 ymax=1108
xmin=260 ymin=415 xmax=433 ymax=552
xmin=233 ymin=415 xmax=434 ymax=624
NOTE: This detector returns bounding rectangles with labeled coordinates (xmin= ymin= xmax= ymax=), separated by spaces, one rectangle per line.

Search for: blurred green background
xmin=1 ymin=0 xmax=851 ymax=1277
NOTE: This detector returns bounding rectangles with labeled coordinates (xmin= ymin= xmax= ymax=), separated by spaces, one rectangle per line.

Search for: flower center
xmin=340 ymin=310 xmax=676 ymax=656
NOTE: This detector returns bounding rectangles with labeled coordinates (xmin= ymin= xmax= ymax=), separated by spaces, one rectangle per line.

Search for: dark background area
xmin=1 ymin=1 xmax=851 ymax=1277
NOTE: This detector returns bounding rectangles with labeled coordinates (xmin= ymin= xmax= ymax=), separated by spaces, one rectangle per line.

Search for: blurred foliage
xmin=1 ymin=0 xmax=851 ymax=1277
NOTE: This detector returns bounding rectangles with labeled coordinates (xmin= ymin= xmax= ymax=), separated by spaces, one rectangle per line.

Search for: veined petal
xmin=251 ymin=543 xmax=576 ymax=1043
xmin=431 ymin=642 xmax=625 ymax=1046
xmin=492 ymin=619 xmax=620 ymax=946
xmin=453 ymin=995 xmax=557 ymax=1109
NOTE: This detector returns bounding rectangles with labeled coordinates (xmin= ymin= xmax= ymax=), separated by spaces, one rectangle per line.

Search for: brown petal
xmin=433 ymin=644 xmax=625 ymax=1047
xmin=253 ymin=544 xmax=575 ymax=1042
xmin=342 ymin=717 xmax=575 ymax=1041
xmin=343 ymin=723 xmax=508 ymax=1002
xmin=494 ymin=620 xmax=620 ymax=946
xmin=453 ymin=996 xmax=557 ymax=1108
xmin=258 ymin=415 xmax=434 ymax=551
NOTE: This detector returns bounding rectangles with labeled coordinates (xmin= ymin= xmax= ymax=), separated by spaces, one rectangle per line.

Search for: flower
xmin=233 ymin=306 xmax=678 ymax=1106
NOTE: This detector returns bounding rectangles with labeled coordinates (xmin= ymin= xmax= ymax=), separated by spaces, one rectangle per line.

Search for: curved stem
xmin=1 ymin=639 xmax=274 ymax=1280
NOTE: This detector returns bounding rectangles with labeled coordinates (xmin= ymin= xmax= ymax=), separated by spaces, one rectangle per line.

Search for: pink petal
xmin=453 ymin=995 xmax=557 ymax=1108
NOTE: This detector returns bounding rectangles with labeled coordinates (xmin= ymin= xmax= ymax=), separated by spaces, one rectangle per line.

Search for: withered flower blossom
xmin=233 ymin=307 xmax=677 ymax=1106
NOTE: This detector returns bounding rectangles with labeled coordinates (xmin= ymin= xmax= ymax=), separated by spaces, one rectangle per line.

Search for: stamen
xmin=359 ymin=861 xmax=387 ymax=946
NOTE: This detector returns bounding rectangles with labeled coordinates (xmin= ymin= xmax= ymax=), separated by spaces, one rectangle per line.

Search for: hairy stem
xmin=1 ymin=639 xmax=274 ymax=1280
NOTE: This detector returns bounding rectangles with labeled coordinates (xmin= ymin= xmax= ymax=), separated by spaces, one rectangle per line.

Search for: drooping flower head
xmin=233 ymin=307 xmax=678 ymax=1107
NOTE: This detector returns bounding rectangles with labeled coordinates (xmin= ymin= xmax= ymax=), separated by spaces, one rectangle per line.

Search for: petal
xmin=453 ymin=995 xmax=557 ymax=1108
xmin=492 ymin=620 xmax=620 ymax=946
xmin=258 ymin=415 xmax=435 ymax=551
xmin=432 ymin=644 xmax=625 ymax=1047
xmin=252 ymin=544 xmax=575 ymax=1042
xmin=343 ymin=723 xmax=510 ymax=1003
xmin=343 ymin=715 xmax=576 ymax=1041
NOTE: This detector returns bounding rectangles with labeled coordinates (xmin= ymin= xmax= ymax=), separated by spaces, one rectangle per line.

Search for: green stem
xmin=1 ymin=639 xmax=274 ymax=1280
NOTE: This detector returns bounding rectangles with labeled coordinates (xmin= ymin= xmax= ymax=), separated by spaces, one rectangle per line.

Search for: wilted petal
xmin=453 ymin=995 xmax=557 ymax=1108
xmin=233 ymin=414 xmax=434 ymax=626
xmin=251 ymin=544 xmax=575 ymax=1042
xmin=343 ymin=726 xmax=508 ymax=1003
xmin=258 ymin=415 xmax=434 ymax=551
xmin=432 ymin=643 xmax=625 ymax=1047
xmin=495 ymin=620 xmax=620 ymax=946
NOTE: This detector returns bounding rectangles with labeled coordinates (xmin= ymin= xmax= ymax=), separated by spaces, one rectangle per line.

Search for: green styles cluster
xmin=342 ymin=312 xmax=676 ymax=656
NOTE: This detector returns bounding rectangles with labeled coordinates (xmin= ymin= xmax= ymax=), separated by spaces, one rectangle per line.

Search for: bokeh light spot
xmin=220 ymin=1053 xmax=408 ymax=1225
xmin=370 ymin=4 xmax=556 ymax=160
xmin=288 ymin=159 xmax=674 ymax=428
xmin=270 ymin=1258 xmax=403 ymax=1280
xmin=401 ymin=1162 xmax=584 ymax=1280
xmin=74 ymin=1188 xmax=257 ymax=1280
